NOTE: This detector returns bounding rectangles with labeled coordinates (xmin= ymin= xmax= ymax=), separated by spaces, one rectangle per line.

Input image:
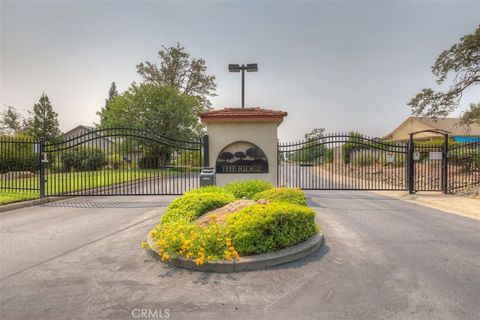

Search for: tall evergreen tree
xmin=105 ymin=81 xmax=118 ymax=107
xmin=27 ymin=93 xmax=61 ymax=142
xmin=97 ymin=81 xmax=119 ymax=124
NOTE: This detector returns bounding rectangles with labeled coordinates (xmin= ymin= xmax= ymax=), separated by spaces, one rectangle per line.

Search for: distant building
xmin=62 ymin=125 xmax=145 ymax=164
xmin=63 ymin=125 xmax=114 ymax=149
xmin=384 ymin=117 xmax=480 ymax=142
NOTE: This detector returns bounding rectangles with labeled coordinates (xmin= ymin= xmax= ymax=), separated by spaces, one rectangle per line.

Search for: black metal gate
xmin=40 ymin=128 xmax=204 ymax=196
xmin=447 ymin=141 xmax=480 ymax=192
xmin=278 ymin=133 xmax=408 ymax=190
xmin=278 ymin=132 xmax=479 ymax=193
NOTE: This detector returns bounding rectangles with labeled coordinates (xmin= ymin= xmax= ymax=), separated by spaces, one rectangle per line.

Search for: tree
xmin=97 ymin=82 xmax=119 ymax=124
xmin=26 ymin=93 xmax=61 ymax=142
xmin=408 ymin=25 xmax=480 ymax=121
xmin=219 ymin=152 xmax=234 ymax=162
xmin=460 ymin=102 xmax=480 ymax=126
xmin=304 ymin=128 xmax=325 ymax=141
xmin=246 ymin=147 xmax=265 ymax=160
xmin=98 ymin=84 xmax=203 ymax=166
xmin=97 ymin=84 xmax=203 ymax=141
xmin=234 ymin=151 xmax=246 ymax=160
xmin=0 ymin=106 xmax=26 ymax=135
xmin=136 ymin=43 xmax=217 ymax=109
xmin=288 ymin=128 xmax=330 ymax=164
xmin=106 ymin=81 xmax=118 ymax=106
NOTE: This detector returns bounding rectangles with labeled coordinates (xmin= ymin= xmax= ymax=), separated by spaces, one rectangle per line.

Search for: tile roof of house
xmin=198 ymin=107 xmax=287 ymax=123
xmin=416 ymin=117 xmax=480 ymax=136
xmin=385 ymin=117 xmax=480 ymax=141
xmin=63 ymin=125 xmax=95 ymax=136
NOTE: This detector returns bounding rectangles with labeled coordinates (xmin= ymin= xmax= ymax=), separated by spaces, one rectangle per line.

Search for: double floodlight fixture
xmin=228 ymin=63 xmax=258 ymax=108
xmin=228 ymin=63 xmax=258 ymax=72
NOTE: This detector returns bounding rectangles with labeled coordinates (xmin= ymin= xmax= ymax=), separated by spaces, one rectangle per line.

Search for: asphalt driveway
xmin=0 ymin=192 xmax=479 ymax=320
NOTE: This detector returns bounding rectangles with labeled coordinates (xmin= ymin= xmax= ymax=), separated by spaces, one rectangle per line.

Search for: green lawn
xmin=0 ymin=192 xmax=39 ymax=205
xmin=43 ymin=168 xmax=163 ymax=194
xmin=1 ymin=168 xmax=176 ymax=205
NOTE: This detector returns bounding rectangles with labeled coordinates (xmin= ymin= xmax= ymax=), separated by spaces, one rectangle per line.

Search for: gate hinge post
xmin=202 ymin=134 xmax=209 ymax=168
xmin=407 ymin=133 xmax=415 ymax=194
xmin=442 ymin=134 xmax=449 ymax=194
xmin=39 ymin=137 xmax=45 ymax=198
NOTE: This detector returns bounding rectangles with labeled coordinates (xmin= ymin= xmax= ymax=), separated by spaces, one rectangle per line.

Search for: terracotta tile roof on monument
xmin=198 ymin=107 xmax=288 ymax=119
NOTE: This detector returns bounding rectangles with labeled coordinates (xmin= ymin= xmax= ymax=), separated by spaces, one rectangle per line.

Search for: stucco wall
xmin=206 ymin=121 xmax=278 ymax=186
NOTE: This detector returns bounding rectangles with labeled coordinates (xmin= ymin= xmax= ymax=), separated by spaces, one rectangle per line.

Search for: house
xmin=63 ymin=125 xmax=115 ymax=149
xmin=62 ymin=125 xmax=147 ymax=164
xmin=384 ymin=117 xmax=480 ymax=142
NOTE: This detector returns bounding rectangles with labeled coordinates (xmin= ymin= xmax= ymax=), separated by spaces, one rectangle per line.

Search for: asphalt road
xmin=0 ymin=191 xmax=479 ymax=320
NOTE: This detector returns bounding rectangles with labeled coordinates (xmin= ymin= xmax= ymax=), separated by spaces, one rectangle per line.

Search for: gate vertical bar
xmin=202 ymin=134 xmax=209 ymax=168
xmin=442 ymin=133 xmax=449 ymax=194
xmin=39 ymin=137 xmax=45 ymax=198
xmin=407 ymin=133 xmax=414 ymax=194
xmin=276 ymin=140 xmax=279 ymax=187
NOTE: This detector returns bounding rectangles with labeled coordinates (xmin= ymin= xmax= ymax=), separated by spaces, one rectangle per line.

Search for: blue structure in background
xmin=452 ymin=136 xmax=480 ymax=143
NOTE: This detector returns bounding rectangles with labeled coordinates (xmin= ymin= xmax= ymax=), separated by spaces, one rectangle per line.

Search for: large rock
xmin=196 ymin=199 xmax=256 ymax=226
xmin=1 ymin=171 xmax=36 ymax=180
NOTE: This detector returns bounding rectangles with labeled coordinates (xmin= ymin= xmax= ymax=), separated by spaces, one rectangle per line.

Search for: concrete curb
xmin=146 ymin=232 xmax=324 ymax=273
xmin=0 ymin=197 xmax=70 ymax=214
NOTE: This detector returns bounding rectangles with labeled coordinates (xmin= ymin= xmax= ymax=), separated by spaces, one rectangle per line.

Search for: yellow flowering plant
xmin=149 ymin=216 xmax=240 ymax=265
xmin=143 ymin=183 xmax=318 ymax=265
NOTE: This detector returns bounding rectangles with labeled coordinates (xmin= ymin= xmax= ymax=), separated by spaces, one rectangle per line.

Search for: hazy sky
xmin=1 ymin=0 xmax=479 ymax=141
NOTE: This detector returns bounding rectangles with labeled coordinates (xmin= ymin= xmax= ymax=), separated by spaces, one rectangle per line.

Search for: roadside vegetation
xmin=1 ymin=43 xmax=214 ymax=204
xmin=0 ymin=192 xmax=38 ymax=205
xmin=145 ymin=180 xmax=319 ymax=265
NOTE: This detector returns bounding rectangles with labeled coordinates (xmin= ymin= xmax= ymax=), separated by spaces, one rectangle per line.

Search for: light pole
xmin=228 ymin=63 xmax=258 ymax=108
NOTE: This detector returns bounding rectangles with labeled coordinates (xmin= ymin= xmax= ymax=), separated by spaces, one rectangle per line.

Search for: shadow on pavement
xmin=43 ymin=200 xmax=171 ymax=208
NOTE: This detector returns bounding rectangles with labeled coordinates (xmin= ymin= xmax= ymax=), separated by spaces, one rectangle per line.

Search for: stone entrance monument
xmin=198 ymin=107 xmax=287 ymax=186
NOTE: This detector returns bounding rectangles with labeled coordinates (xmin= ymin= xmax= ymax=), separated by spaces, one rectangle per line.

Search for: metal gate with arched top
xmin=40 ymin=127 xmax=204 ymax=196
xmin=278 ymin=132 xmax=479 ymax=193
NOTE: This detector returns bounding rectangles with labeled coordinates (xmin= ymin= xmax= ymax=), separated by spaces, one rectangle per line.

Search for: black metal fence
xmin=278 ymin=134 xmax=408 ymax=190
xmin=448 ymin=141 xmax=480 ymax=192
xmin=1 ymin=128 xmax=204 ymax=197
xmin=0 ymin=135 xmax=40 ymax=193
xmin=1 ymin=130 xmax=478 ymax=198
xmin=278 ymin=133 xmax=479 ymax=193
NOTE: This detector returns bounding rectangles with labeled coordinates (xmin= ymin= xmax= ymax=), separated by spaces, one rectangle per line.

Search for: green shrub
xmin=185 ymin=185 xmax=233 ymax=196
xmin=252 ymin=187 xmax=307 ymax=206
xmin=61 ymin=147 xmax=106 ymax=172
xmin=342 ymin=132 xmax=367 ymax=164
xmin=224 ymin=180 xmax=273 ymax=199
xmin=226 ymin=203 xmax=319 ymax=255
xmin=107 ymin=153 xmax=124 ymax=169
xmin=172 ymin=150 xmax=202 ymax=168
xmin=147 ymin=180 xmax=320 ymax=262
xmin=450 ymin=149 xmax=479 ymax=172
xmin=138 ymin=151 xmax=171 ymax=169
xmin=0 ymin=135 xmax=39 ymax=174
xmin=161 ymin=192 xmax=235 ymax=223
xmin=288 ymin=141 xmax=333 ymax=164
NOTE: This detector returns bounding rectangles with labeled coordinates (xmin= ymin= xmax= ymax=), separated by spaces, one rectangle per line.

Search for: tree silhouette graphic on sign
xmin=216 ymin=142 xmax=268 ymax=173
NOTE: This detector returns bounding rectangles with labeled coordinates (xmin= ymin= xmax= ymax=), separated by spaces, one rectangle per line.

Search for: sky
xmin=1 ymin=0 xmax=479 ymax=141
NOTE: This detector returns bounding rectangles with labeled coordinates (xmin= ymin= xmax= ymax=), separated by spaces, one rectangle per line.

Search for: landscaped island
xmin=143 ymin=180 xmax=321 ymax=270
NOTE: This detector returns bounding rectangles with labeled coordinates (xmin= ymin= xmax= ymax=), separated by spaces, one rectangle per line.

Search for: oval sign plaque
xmin=216 ymin=141 xmax=268 ymax=174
